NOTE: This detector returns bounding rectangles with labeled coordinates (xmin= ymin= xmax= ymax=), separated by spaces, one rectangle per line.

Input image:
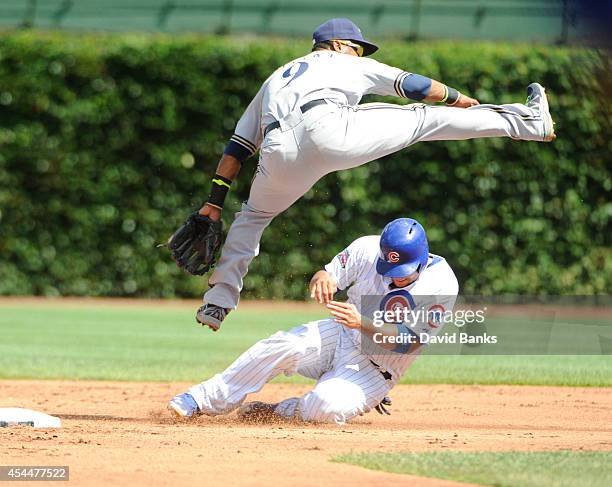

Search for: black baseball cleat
xmin=374 ymin=396 xmax=392 ymax=415
xmin=526 ymin=82 xmax=556 ymax=142
xmin=237 ymin=401 xmax=281 ymax=423
xmin=196 ymin=303 xmax=229 ymax=331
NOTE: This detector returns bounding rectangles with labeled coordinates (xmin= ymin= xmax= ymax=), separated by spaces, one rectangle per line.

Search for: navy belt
xmin=263 ymin=99 xmax=327 ymax=138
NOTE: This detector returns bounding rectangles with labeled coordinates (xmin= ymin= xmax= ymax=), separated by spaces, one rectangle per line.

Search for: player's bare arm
xmin=392 ymin=73 xmax=480 ymax=107
xmin=199 ymin=154 xmax=243 ymax=221
xmin=309 ymin=270 xmax=338 ymax=304
xmin=425 ymin=79 xmax=480 ymax=108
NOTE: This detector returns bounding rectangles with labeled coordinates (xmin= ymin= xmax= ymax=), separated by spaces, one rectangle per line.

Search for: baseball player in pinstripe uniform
xmin=183 ymin=17 xmax=554 ymax=330
xmin=169 ymin=217 xmax=459 ymax=423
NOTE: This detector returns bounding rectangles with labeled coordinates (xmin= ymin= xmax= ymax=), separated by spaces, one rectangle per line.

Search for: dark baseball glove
xmin=167 ymin=212 xmax=223 ymax=275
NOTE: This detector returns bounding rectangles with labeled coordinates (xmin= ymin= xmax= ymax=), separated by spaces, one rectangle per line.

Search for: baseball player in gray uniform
xmin=193 ymin=18 xmax=555 ymax=329
xmin=169 ymin=217 xmax=458 ymax=423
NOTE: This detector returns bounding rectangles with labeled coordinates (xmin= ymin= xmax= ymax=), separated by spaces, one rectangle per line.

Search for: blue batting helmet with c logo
xmin=376 ymin=218 xmax=429 ymax=278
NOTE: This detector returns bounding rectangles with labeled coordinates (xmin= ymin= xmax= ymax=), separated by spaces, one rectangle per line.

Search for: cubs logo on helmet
xmin=387 ymin=251 xmax=400 ymax=263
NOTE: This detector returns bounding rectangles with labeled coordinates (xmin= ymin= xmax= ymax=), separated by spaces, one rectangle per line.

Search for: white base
xmin=0 ymin=408 xmax=61 ymax=428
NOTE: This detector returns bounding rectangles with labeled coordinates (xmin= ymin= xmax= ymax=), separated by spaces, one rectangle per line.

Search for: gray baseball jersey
xmin=228 ymin=51 xmax=414 ymax=158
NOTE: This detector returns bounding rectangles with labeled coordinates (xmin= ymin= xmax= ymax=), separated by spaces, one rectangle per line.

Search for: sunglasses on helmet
xmin=333 ymin=39 xmax=364 ymax=57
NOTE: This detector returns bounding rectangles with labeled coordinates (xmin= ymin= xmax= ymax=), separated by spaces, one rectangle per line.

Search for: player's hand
xmin=454 ymin=94 xmax=480 ymax=108
xmin=309 ymin=270 xmax=337 ymax=304
xmin=327 ymin=300 xmax=362 ymax=329
xmin=199 ymin=203 xmax=222 ymax=222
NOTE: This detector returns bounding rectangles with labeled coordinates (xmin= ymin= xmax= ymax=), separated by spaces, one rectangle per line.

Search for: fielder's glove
xmin=167 ymin=212 xmax=223 ymax=275
xmin=374 ymin=396 xmax=392 ymax=415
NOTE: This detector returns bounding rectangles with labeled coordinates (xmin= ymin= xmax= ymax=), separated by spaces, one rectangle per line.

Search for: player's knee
xmin=250 ymin=331 xmax=306 ymax=364
xmin=258 ymin=330 xmax=301 ymax=350
xmin=300 ymin=379 xmax=366 ymax=424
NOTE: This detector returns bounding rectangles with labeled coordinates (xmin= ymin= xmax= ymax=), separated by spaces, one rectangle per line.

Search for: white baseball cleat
xmin=196 ymin=303 xmax=229 ymax=331
xmin=526 ymin=82 xmax=556 ymax=142
xmin=168 ymin=393 xmax=199 ymax=418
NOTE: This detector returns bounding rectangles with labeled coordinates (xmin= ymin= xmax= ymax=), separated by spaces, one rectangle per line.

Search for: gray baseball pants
xmin=205 ymin=100 xmax=547 ymax=309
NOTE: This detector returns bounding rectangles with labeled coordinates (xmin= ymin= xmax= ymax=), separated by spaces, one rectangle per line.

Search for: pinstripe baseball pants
xmin=186 ymin=319 xmax=392 ymax=423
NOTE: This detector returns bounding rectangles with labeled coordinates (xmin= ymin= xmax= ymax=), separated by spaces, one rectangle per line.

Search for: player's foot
xmin=526 ymin=82 xmax=556 ymax=142
xmin=196 ymin=303 xmax=229 ymax=331
xmin=168 ymin=392 xmax=199 ymax=418
xmin=237 ymin=401 xmax=281 ymax=423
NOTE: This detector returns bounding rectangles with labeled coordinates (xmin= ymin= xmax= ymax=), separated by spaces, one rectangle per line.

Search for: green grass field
xmin=334 ymin=451 xmax=612 ymax=487
xmin=1 ymin=303 xmax=611 ymax=385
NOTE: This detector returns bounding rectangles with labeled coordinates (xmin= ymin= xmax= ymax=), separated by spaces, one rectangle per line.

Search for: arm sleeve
xmin=324 ymin=237 xmax=370 ymax=291
xmin=360 ymin=58 xmax=432 ymax=101
xmin=223 ymin=83 xmax=266 ymax=162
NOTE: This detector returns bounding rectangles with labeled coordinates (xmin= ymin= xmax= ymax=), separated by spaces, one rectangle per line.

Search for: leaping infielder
xmin=167 ymin=18 xmax=554 ymax=329
xmin=168 ymin=218 xmax=459 ymax=423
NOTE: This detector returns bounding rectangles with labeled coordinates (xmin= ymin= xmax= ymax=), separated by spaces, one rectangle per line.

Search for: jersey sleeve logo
xmin=427 ymin=304 xmax=445 ymax=328
xmin=281 ymin=61 xmax=309 ymax=87
xmin=336 ymin=249 xmax=350 ymax=268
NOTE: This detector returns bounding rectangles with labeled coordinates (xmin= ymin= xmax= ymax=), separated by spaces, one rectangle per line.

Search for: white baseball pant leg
xmin=187 ymin=319 xmax=340 ymax=415
xmin=205 ymin=100 xmax=547 ymax=309
xmin=186 ymin=319 xmax=390 ymax=423
xmin=274 ymin=327 xmax=391 ymax=424
xmin=302 ymin=101 xmax=547 ymax=172
xmin=205 ymin=202 xmax=276 ymax=309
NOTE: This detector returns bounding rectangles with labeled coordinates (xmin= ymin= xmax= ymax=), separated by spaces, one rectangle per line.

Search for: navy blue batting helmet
xmin=376 ymin=218 xmax=429 ymax=278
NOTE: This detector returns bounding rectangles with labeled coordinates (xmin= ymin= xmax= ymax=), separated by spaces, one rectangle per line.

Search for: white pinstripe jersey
xmin=228 ymin=51 xmax=414 ymax=158
xmin=325 ymin=235 xmax=459 ymax=380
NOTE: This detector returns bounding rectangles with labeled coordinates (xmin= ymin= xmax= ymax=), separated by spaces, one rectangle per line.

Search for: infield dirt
xmin=2 ymin=381 xmax=611 ymax=486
